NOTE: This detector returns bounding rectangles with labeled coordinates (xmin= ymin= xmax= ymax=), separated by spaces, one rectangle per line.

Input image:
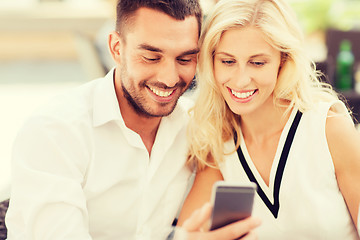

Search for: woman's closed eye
xmin=249 ymin=61 xmax=266 ymax=67
xmin=221 ymin=59 xmax=236 ymax=66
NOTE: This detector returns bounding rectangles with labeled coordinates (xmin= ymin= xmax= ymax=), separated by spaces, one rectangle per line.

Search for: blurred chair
xmin=0 ymin=199 xmax=9 ymax=240
xmin=74 ymin=21 xmax=116 ymax=81
xmin=74 ymin=32 xmax=107 ymax=80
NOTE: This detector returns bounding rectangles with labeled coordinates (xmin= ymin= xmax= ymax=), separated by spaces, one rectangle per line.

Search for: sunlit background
xmin=0 ymin=0 xmax=360 ymax=200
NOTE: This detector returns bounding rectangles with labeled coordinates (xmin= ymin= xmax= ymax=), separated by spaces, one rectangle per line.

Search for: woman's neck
xmin=239 ymin=99 xmax=291 ymax=145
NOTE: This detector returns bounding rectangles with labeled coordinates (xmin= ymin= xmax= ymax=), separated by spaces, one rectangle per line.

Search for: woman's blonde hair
xmin=187 ymin=0 xmax=343 ymax=170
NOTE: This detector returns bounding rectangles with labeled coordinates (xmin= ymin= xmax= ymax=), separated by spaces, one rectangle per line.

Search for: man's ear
xmin=108 ymin=31 xmax=122 ymax=64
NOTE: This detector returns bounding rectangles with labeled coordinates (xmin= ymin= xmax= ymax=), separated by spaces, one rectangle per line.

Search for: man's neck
xmin=120 ymin=101 xmax=161 ymax=155
xmin=114 ymin=82 xmax=161 ymax=155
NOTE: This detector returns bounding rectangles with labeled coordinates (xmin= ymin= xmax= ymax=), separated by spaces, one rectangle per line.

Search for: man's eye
xmin=143 ymin=56 xmax=160 ymax=62
xmin=177 ymin=58 xmax=192 ymax=64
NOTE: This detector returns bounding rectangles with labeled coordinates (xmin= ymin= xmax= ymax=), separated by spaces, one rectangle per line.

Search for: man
xmin=5 ymin=0 xmax=259 ymax=239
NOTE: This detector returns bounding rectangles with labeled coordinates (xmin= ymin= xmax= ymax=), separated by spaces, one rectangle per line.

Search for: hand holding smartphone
xmin=209 ymin=181 xmax=256 ymax=231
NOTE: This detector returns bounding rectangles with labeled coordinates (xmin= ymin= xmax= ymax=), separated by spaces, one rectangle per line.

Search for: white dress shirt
xmin=5 ymin=69 xmax=193 ymax=240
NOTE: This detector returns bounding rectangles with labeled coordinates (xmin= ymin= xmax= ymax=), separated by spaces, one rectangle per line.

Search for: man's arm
xmin=6 ymin=116 xmax=92 ymax=239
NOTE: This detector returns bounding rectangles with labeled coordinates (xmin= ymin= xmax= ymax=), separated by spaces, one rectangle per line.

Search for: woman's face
xmin=213 ymin=27 xmax=282 ymax=117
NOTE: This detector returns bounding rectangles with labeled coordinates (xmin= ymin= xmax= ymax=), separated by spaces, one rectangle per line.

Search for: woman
xmin=177 ymin=0 xmax=360 ymax=238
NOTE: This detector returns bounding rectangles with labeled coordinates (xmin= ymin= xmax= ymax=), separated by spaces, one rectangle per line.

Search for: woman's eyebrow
xmin=249 ymin=53 xmax=271 ymax=58
xmin=215 ymin=52 xmax=271 ymax=58
xmin=214 ymin=52 xmax=235 ymax=57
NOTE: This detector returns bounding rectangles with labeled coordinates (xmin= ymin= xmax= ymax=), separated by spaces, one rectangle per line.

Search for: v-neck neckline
xmin=235 ymin=108 xmax=302 ymax=218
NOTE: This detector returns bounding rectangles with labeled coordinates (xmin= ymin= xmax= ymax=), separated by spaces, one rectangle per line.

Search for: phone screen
xmin=209 ymin=181 xmax=256 ymax=230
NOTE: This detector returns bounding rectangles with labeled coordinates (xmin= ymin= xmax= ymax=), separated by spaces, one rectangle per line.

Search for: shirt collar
xmin=93 ymin=68 xmax=122 ymax=127
xmin=161 ymin=96 xmax=193 ymax=129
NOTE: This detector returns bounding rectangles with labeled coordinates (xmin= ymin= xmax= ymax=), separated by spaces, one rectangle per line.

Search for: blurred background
xmin=0 ymin=0 xmax=360 ymax=199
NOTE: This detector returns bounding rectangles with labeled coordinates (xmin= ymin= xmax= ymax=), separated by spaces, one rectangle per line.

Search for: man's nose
xmin=156 ymin=60 xmax=180 ymax=88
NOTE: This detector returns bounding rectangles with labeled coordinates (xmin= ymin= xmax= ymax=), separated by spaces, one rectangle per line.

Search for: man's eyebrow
xmin=138 ymin=44 xmax=163 ymax=53
xmin=179 ymin=48 xmax=200 ymax=57
xmin=138 ymin=44 xmax=199 ymax=56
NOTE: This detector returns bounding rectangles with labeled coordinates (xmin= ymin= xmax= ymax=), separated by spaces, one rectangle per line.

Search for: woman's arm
xmin=177 ymin=203 xmax=260 ymax=240
xmin=326 ymin=113 xmax=360 ymax=226
xmin=176 ymin=166 xmax=260 ymax=239
xmin=177 ymin=166 xmax=224 ymax=226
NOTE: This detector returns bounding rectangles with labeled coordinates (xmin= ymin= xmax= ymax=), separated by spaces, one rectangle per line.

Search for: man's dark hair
xmin=116 ymin=0 xmax=202 ymax=36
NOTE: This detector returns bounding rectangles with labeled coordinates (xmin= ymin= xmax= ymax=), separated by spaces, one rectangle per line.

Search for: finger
xmin=187 ymin=228 xmax=258 ymax=240
xmin=209 ymin=217 xmax=261 ymax=240
xmin=182 ymin=209 xmax=201 ymax=231
xmin=182 ymin=202 xmax=212 ymax=232
xmin=240 ymin=231 xmax=258 ymax=240
xmin=182 ymin=202 xmax=212 ymax=231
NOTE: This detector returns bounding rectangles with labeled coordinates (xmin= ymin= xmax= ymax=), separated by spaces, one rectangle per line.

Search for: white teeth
xmin=231 ymin=89 xmax=255 ymax=99
xmin=149 ymin=87 xmax=173 ymax=97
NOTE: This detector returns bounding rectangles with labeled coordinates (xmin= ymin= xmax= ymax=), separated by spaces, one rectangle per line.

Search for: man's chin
xmin=145 ymin=108 xmax=176 ymax=118
xmin=142 ymin=103 xmax=178 ymax=118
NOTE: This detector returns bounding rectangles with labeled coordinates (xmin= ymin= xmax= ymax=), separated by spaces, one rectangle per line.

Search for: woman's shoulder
xmin=325 ymin=109 xmax=360 ymax=161
xmin=301 ymin=99 xmax=351 ymax=123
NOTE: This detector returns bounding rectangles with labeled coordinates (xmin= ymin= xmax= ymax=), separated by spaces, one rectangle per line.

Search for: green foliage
xmin=290 ymin=0 xmax=334 ymax=34
xmin=290 ymin=0 xmax=360 ymax=33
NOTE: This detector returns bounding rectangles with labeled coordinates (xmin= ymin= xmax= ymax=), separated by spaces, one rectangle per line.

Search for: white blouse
xmin=220 ymin=101 xmax=359 ymax=239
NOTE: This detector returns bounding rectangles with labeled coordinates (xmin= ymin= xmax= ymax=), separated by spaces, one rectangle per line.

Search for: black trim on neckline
xmin=235 ymin=110 xmax=302 ymax=218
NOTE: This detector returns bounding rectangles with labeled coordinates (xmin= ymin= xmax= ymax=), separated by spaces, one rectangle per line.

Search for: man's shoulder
xmin=29 ymin=78 xmax=104 ymax=125
xmin=177 ymin=95 xmax=195 ymax=113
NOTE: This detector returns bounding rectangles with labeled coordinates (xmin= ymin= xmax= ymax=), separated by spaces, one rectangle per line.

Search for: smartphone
xmin=209 ymin=181 xmax=256 ymax=231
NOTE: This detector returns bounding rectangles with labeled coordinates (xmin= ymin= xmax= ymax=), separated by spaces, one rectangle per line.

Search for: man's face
xmin=116 ymin=7 xmax=199 ymax=118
